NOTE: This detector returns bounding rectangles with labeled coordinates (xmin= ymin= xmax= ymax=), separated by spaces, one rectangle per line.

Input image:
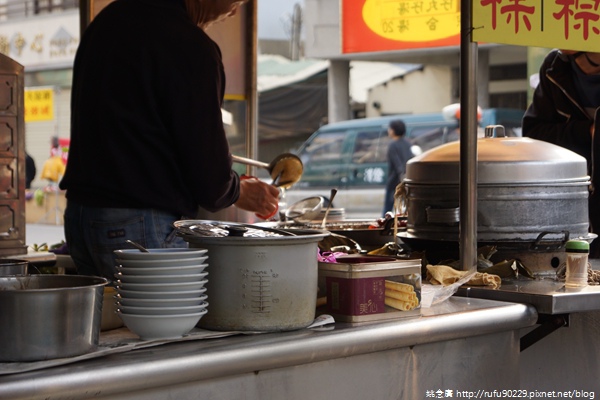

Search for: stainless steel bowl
xmin=0 ymin=275 xmax=108 ymax=362
xmin=0 ymin=259 xmax=28 ymax=276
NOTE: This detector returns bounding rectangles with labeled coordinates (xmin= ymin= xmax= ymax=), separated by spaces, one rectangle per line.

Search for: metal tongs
xmin=173 ymin=220 xmax=296 ymax=238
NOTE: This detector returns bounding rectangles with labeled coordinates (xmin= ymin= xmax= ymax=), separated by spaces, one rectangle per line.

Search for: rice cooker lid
xmin=405 ymin=136 xmax=589 ymax=184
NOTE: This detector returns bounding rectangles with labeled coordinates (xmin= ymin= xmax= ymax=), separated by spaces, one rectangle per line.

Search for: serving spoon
xmin=125 ymin=240 xmax=149 ymax=253
xmin=232 ymin=153 xmax=303 ymax=188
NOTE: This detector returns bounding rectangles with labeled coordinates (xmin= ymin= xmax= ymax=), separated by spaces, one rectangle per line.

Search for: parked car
xmin=283 ymin=107 xmax=525 ymax=219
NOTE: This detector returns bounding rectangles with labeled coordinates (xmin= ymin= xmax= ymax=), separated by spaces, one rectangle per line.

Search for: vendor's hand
xmin=235 ymin=176 xmax=280 ymax=219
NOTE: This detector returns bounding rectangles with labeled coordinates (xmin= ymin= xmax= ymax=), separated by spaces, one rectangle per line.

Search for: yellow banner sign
xmin=24 ymin=88 xmax=54 ymax=122
xmin=473 ymin=0 xmax=600 ymax=51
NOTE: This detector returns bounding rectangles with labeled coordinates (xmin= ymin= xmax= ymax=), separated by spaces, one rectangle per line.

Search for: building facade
xmin=0 ymin=0 xmax=78 ymax=188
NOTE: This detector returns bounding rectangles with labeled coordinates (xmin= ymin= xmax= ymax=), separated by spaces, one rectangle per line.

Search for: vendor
xmin=523 ymin=49 xmax=600 ymax=257
xmin=59 ymin=0 xmax=279 ymax=280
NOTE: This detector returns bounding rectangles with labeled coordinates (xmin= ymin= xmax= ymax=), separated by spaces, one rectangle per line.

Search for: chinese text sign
xmin=24 ymin=89 xmax=54 ymax=122
xmin=342 ymin=0 xmax=461 ymax=54
xmin=473 ymin=0 xmax=600 ymax=51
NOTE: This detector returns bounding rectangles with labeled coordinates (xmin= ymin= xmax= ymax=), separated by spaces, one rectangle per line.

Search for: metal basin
xmin=0 ymin=259 xmax=28 ymax=276
xmin=0 ymin=275 xmax=108 ymax=362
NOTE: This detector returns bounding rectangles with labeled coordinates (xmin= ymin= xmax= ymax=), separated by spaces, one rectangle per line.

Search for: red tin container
xmin=318 ymin=255 xmax=422 ymax=322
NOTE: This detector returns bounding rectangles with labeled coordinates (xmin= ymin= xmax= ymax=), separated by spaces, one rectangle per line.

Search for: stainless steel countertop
xmin=0 ymin=297 xmax=537 ymax=400
xmin=457 ymin=278 xmax=600 ymax=314
xmin=455 ymin=259 xmax=600 ymax=315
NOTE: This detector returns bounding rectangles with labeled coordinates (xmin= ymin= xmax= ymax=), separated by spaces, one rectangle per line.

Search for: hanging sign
xmin=342 ymin=0 xmax=461 ymax=54
xmin=473 ymin=0 xmax=600 ymax=51
xmin=24 ymin=88 xmax=54 ymax=122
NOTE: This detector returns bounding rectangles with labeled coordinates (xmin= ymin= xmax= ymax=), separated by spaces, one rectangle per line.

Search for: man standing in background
xmin=383 ymin=119 xmax=413 ymax=216
xmin=523 ymin=49 xmax=600 ymax=257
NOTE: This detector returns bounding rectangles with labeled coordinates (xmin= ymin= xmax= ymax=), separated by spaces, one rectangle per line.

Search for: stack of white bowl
xmin=113 ymin=248 xmax=209 ymax=340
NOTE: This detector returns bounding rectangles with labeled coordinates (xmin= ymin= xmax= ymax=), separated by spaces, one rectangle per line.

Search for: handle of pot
xmin=426 ymin=206 xmax=460 ymax=225
xmin=232 ymin=155 xmax=270 ymax=169
xmin=394 ymin=181 xmax=408 ymax=216
xmin=484 ymin=125 xmax=506 ymax=138
xmin=530 ymin=230 xmax=570 ymax=251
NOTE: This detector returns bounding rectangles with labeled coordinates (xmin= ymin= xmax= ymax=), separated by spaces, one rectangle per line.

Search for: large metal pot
xmin=0 ymin=259 xmax=28 ymax=276
xmin=400 ymin=135 xmax=590 ymax=244
xmin=398 ymin=133 xmax=594 ymax=272
xmin=0 ymin=275 xmax=108 ymax=362
xmin=178 ymin=221 xmax=329 ymax=332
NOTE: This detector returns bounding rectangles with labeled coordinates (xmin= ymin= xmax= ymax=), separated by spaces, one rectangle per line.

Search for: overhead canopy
xmin=257 ymin=55 xmax=422 ymax=140
xmin=257 ymin=55 xmax=328 ymax=140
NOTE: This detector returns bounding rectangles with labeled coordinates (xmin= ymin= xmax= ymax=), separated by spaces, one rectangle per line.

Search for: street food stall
xmin=1 ymin=0 xmax=600 ymax=398
xmin=0 ymin=297 xmax=537 ymax=399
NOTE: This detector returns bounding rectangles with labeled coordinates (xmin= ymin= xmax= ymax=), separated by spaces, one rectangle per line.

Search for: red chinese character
xmin=553 ymin=0 xmax=577 ymax=39
xmin=480 ymin=0 xmax=503 ymax=29
xmin=501 ymin=0 xmax=535 ymax=33
xmin=573 ymin=3 xmax=600 ymax=39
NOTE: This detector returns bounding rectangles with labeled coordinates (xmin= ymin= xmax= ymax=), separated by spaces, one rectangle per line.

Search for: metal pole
xmin=78 ymin=0 xmax=91 ymax=34
xmin=245 ymin=0 xmax=258 ymax=176
xmin=290 ymin=3 xmax=302 ymax=61
xmin=459 ymin=0 xmax=478 ymax=272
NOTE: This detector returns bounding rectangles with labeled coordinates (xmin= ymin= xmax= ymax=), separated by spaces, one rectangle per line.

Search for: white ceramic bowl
xmin=114 ymin=248 xmax=207 ymax=260
xmin=117 ymin=309 xmax=207 ymax=340
xmin=116 ymin=294 xmax=207 ymax=307
xmin=117 ymin=279 xmax=207 ymax=292
xmin=115 ymin=272 xmax=208 ymax=284
xmin=115 ymin=257 xmax=208 ymax=268
xmin=116 ymin=264 xmax=208 ymax=276
xmin=117 ymin=287 xmax=206 ymax=299
xmin=118 ymin=301 xmax=208 ymax=316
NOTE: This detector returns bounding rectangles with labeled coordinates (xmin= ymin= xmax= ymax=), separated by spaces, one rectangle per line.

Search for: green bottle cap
xmin=566 ymin=240 xmax=589 ymax=253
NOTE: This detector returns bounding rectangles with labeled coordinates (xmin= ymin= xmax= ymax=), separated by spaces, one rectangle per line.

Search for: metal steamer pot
xmin=177 ymin=221 xmax=329 ymax=332
xmin=0 ymin=275 xmax=108 ymax=362
xmin=398 ymin=129 xmax=592 ymax=271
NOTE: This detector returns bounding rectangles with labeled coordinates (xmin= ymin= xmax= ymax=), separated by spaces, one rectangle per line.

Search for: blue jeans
xmin=64 ymin=201 xmax=188 ymax=281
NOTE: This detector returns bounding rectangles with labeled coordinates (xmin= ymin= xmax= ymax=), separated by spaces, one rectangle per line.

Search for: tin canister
xmin=318 ymin=255 xmax=422 ymax=322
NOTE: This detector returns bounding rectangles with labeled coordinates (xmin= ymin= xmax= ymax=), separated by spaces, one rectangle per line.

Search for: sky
xmin=257 ymin=0 xmax=303 ymax=39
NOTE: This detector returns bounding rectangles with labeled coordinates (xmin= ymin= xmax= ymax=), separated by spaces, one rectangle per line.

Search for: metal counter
xmin=455 ymin=259 xmax=600 ymax=314
xmin=0 ymin=297 xmax=537 ymax=400
xmin=457 ymin=278 xmax=600 ymax=314
xmin=453 ymin=263 xmax=600 ymax=392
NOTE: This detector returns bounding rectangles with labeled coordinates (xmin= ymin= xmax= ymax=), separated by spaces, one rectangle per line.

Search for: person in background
xmin=50 ymin=136 xmax=61 ymax=158
xmin=383 ymin=119 xmax=414 ymax=216
xmin=59 ymin=0 xmax=279 ymax=280
xmin=522 ymin=49 xmax=600 ymax=257
xmin=25 ymin=152 xmax=36 ymax=190
xmin=41 ymin=153 xmax=66 ymax=184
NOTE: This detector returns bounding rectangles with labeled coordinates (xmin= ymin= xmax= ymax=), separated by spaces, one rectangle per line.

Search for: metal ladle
xmin=321 ymin=188 xmax=338 ymax=229
xmin=232 ymin=153 xmax=303 ymax=188
xmin=126 ymin=240 xmax=149 ymax=253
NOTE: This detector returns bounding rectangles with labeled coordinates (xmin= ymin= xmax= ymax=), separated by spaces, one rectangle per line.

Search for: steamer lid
xmin=405 ymin=136 xmax=589 ymax=184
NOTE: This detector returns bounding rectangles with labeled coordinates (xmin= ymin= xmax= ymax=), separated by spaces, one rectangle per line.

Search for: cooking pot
xmin=0 ymin=275 xmax=108 ymax=362
xmin=399 ymin=133 xmax=591 ymax=245
xmin=177 ymin=220 xmax=329 ymax=331
xmin=258 ymin=218 xmax=403 ymax=252
xmin=0 ymin=258 xmax=28 ymax=276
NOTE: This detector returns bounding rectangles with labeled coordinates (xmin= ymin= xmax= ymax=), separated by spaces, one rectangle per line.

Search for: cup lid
xmin=566 ymin=240 xmax=590 ymax=252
